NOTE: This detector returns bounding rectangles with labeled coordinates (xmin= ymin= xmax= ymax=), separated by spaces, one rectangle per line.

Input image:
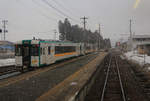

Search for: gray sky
xmin=0 ymin=0 xmax=150 ymax=45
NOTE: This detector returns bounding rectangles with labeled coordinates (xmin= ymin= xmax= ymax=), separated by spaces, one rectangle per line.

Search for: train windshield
xmin=15 ymin=45 xmax=22 ymax=56
xmin=31 ymin=45 xmax=39 ymax=56
xmin=23 ymin=46 xmax=30 ymax=57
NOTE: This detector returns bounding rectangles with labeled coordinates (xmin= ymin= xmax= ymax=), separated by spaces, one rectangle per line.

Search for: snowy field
xmin=124 ymin=51 xmax=150 ymax=66
xmin=0 ymin=58 xmax=15 ymax=67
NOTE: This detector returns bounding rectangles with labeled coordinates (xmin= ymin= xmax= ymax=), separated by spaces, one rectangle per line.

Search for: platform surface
xmin=0 ymin=52 xmax=107 ymax=101
xmin=36 ymin=52 xmax=107 ymax=101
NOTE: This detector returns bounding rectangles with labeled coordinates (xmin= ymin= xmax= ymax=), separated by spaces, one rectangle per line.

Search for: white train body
xmin=15 ymin=40 xmax=91 ymax=71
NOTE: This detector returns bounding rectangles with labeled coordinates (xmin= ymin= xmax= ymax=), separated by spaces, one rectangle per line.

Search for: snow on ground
xmin=0 ymin=58 xmax=15 ymax=67
xmin=124 ymin=51 xmax=150 ymax=66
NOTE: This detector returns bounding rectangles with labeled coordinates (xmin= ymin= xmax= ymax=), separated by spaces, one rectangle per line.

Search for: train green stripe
xmin=39 ymin=41 xmax=41 ymax=66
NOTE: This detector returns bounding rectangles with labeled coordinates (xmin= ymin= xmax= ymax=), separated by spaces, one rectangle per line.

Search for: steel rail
xmin=0 ymin=65 xmax=16 ymax=76
xmin=100 ymin=55 xmax=112 ymax=101
xmin=115 ymin=56 xmax=126 ymax=101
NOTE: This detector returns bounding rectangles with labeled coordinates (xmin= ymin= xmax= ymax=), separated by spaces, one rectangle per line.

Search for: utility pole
xmin=129 ymin=19 xmax=133 ymax=51
xmin=130 ymin=19 xmax=132 ymax=38
xmin=99 ymin=24 xmax=101 ymax=35
xmin=0 ymin=28 xmax=2 ymax=40
xmin=80 ymin=16 xmax=88 ymax=30
xmin=80 ymin=16 xmax=88 ymax=43
xmin=2 ymin=20 xmax=8 ymax=40
xmin=98 ymin=24 xmax=101 ymax=50
xmin=53 ymin=29 xmax=57 ymax=40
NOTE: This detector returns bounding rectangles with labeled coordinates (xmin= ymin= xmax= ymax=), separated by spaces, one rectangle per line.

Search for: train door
xmin=44 ymin=47 xmax=47 ymax=64
xmin=41 ymin=47 xmax=46 ymax=65
xmin=22 ymin=44 xmax=31 ymax=68
xmin=46 ymin=46 xmax=53 ymax=64
xmin=76 ymin=45 xmax=80 ymax=56
xmin=45 ymin=46 xmax=49 ymax=64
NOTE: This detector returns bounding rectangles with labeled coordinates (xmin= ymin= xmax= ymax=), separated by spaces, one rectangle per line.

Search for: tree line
xmin=58 ymin=18 xmax=111 ymax=49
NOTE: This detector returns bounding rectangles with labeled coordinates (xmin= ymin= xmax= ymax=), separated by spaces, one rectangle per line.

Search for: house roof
xmin=132 ymin=35 xmax=150 ymax=39
xmin=0 ymin=41 xmax=14 ymax=45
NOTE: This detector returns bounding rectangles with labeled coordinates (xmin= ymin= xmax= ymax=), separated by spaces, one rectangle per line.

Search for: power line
xmin=31 ymin=0 xmax=65 ymax=21
xmin=41 ymin=0 xmax=80 ymax=23
xmin=31 ymin=0 xmax=59 ymax=21
xmin=16 ymin=0 xmax=58 ymax=23
xmin=50 ymin=0 xmax=80 ymax=18
xmin=42 ymin=0 xmax=77 ymax=22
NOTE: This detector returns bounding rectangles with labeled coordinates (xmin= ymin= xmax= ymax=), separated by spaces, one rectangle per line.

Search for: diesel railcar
xmin=15 ymin=40 xmax=86 ymax=71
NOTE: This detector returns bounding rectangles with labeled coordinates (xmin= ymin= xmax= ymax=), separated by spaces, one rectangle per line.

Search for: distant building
xmin=132 ymin=35 xmax=150 ymax=49
xmin=119 ymin=42 xmax=128 ymax=52
xmin=0 ymin=41 xmax=14 ymax=53
xmin=131 ymin=35 xmax=150 ymax=55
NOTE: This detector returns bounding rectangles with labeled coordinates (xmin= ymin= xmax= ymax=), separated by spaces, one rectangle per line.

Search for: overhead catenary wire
xmin=8 ymin=0 xmax=60 ymax=40
xmin=49 ymin=0 xmax=80 ymax=19
xmin=41 ymin=0 xmax=80 ymax=24
xmin=17 ymin=0 xmax=81 ymax=25
xmin=16 ymin=0 xmax=58 ymax=23
xmin=42 ymin=0 xmax=77 ymax=22
xmin=31 ymin=0 xmax=65 ymax=20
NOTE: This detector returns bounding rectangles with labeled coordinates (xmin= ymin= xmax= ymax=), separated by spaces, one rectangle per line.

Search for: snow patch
xmin=124 ymin=51 xmax=150 ymax=66
xmin=70 ymin=82 xmax=78 ymax=86
xmin=0 ymin=58 xmax=15 ymax=67
xmin=148 ymin=67 xmax=150 ymax=71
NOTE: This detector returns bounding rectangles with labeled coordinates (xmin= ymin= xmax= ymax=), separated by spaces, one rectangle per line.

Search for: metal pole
xmin=53 ymin=29 xmax=57 ymax=40
xmin=80 ymin=16 xmax=88 ymax=43
xmin=129 ymin=19 xmax=132 ymax=51
xmin=144 ymin=51 xmax=145 ymax=65
xmin=99 ymin=24 xmax=101 ymax=50
xmin=2 ymin=20 xmax=8 ymax=40
xmin=130 ymin=19 xmax=132 ymax=38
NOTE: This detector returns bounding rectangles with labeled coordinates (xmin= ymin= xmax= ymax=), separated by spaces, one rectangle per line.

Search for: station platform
xmin=0 ymin=52 xmax=107 ymax=101
xmin=36 ymin=52 xmax=107 ymax=101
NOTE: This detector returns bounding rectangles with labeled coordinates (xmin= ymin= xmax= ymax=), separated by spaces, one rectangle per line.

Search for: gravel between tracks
xmin=84 ymin=53 xmax=149 ymax=101
xmin=0 ymin=53 xmax=98 ymax=101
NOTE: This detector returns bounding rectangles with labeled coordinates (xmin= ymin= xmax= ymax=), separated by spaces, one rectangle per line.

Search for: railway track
xmin=0 ymin=53 xmax=98 ymax=80
xmin=84 ymin=52 xmax=149 ymax=101
xmin=0 ymin=65 xmax=16 ymax=76
xmin=100 ymin=55 xmax=126 ymax=101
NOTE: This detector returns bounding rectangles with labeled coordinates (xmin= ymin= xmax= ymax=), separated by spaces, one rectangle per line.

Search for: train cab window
xmin=31 ymin=45 xmax=39 ymax=56
xmin=15 ymin=45 xmax=22 ymax=56
xmin=23 ymin=47 xmax=29 ymax=56
xmin=48 ymin=47 xmax=51 ymax=55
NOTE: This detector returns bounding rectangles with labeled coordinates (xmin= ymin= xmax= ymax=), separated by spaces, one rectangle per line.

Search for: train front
xmin=15 ymin=40 xmax=39 ymax=71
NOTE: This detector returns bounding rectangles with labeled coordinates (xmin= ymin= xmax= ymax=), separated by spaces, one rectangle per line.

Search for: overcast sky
xmin=0 ymin=0 xmax=150 ymax=45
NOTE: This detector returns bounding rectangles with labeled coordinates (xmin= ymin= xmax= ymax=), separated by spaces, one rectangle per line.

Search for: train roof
xmin=15 ymin=40 xmax=82 ymax=45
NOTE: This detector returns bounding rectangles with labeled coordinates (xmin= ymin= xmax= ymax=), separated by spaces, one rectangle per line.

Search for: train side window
xmin=65 ymin=46 xmax=75 ymax=52
xmin=56 ymin=46 xmax=65 ymax=54
xmin=48 ymin=47 xmax=51 ymax=55
xmin=55 ymin=46 xmax=76 ymax=54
